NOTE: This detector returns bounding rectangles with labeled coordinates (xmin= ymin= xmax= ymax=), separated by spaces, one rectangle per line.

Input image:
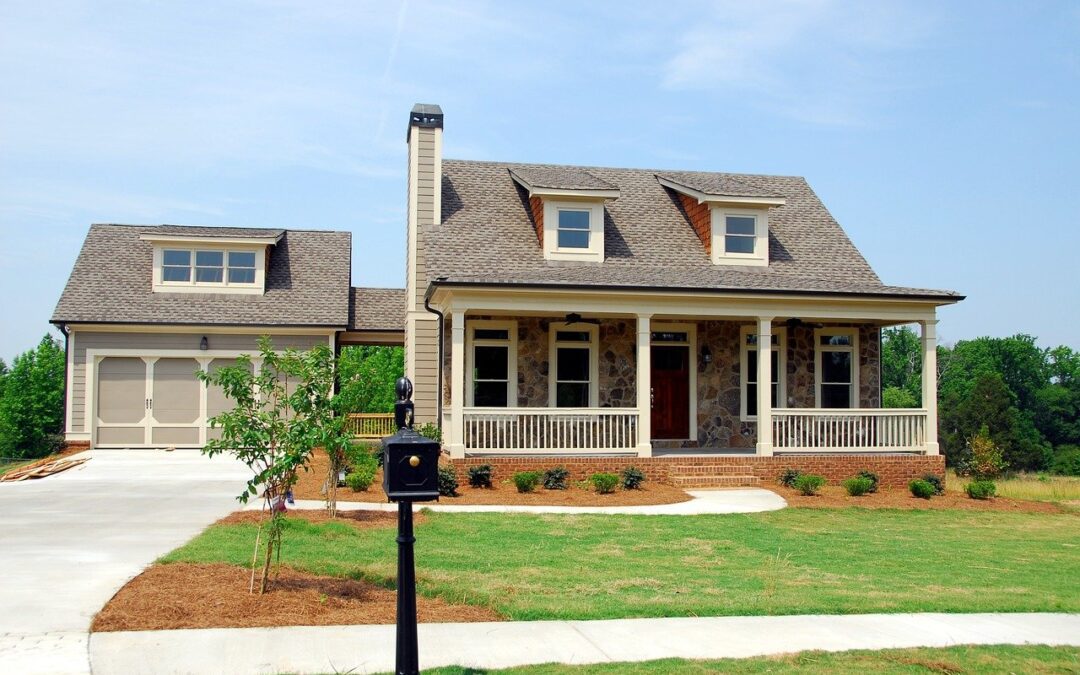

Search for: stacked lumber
xmin=0 ymin=457 xmax=88 ymax=482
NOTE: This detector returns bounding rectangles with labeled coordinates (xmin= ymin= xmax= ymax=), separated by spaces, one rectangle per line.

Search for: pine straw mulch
xmin=215 ymin=508 xmax=413 ymax=528
xmin=775 ymin=485 xmax=1068 ymax=513
xmin=92 ymin=562 xmax=500 ymax=632
xmin=293 ymin=450 xmax=692 ymax=507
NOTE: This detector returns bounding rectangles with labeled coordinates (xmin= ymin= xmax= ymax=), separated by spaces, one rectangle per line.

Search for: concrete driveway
xmin=0 ymin=449 xmax=250 ymax=674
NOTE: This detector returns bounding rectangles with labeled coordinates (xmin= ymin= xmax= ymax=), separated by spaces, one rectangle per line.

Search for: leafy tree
xmin=198 ymin=337 xmax=351 ymax=593
xmin=0 ymin=335 xmax=65 ymax=459
xmin=881 ymin=326 xmax=922 ymax=403
xmin=882 ymin=386 xmax=918 ymax=409
xmin=336 ymin=346 xmax=404 ymax=413
xmin=0 ymin=357 xmax=8 ymax=399
xmin=1034 ymin=380 xmax=1080 ymax=449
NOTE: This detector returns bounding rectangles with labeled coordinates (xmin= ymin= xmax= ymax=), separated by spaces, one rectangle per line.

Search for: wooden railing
xmin=772 ymin=408 xmax=928 ymax=453
xmin=346 ymin=413 xmax=396 ymax=440
xmin=463 ymin=407 xmax=639 ymax=454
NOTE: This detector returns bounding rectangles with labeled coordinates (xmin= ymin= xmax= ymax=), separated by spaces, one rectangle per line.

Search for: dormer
xmin=139 ymin=228 xmax=283 ymax=295
xmin=510 ymin=167 xmax=619 ymax=263
xmin=658 ymin=173 xmax=786 ymax=268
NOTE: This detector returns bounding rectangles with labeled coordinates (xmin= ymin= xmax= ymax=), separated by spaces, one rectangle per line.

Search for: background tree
xmin=880 ymin=326 xmax=922 ymax=405
xmin=336 ymin=345 xmax=404 ymax=413
xmin=0 ymin=335 xmax=65 ymax=459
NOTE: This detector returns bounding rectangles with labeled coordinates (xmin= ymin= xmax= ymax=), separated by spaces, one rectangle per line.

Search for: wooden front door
xmin=651 ymin=346 xmax=690 ymax=439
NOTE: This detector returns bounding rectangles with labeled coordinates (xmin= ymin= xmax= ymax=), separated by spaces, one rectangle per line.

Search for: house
xmin=53 ymin=103 xmax=961 ymax=485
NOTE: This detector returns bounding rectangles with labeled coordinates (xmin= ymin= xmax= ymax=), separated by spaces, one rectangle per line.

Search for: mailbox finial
xmin=394 ymin=376 xmax=415 ymax=430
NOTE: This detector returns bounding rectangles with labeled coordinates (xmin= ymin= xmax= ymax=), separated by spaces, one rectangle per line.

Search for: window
xmin=815 ymin=328 xmax=859 ymax=409
xmin=557 ymin=210 xmax=590 ymax=249
xmin=162 ymin=250 xmax=191 ymax=282
xmin=711 ymin=208 xmax=769 ymax=267
xmin=466 ymin=321 xmax=517 ymax=407
xmin=195 ymin=250 xmax=224 ymax=283
xmin=157 ymin=247 xmax=262 ymax=289
xmin=228 ymin=251 xmax=257 ymax=284
xmin=542 ymin=200 xmax=605 ymax=261
xmin=740 ymin=326 xmax=787 ymax=420
xmin=725 ymin=215 xmax=756 ymax=254
xmin=549 ymin=324 xmax=598 ymax=407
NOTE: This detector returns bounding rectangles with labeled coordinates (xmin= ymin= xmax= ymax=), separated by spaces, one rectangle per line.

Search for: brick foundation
xmin=63 ymin=441 xmax=91 ymax=452
xmin=445 ymin=454 xmax=944 ymax=489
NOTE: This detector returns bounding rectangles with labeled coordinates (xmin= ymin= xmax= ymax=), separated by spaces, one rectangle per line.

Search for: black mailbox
xmin=382 ymin=377 xmax=441 ymax=502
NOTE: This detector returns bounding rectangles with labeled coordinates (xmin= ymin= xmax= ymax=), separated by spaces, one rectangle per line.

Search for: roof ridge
xmin=443 ymin=157 xmax=806 ymax=181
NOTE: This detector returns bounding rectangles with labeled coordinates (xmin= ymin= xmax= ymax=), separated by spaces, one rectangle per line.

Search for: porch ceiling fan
xmin=564 ymin=312 xmax=601 ymax=326
xmin=785 ymin=317 xmax=824 ymax=329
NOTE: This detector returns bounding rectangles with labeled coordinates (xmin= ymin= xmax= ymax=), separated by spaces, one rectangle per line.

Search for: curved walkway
xmin=90 ymin=612 xmax=1080 ymax=675
xmin=265 ymin=488 xmax=788 ymax=515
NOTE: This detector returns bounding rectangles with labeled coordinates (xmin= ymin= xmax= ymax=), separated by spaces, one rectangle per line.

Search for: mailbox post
xmin=381 ymin=377 xmax=440 ymax=675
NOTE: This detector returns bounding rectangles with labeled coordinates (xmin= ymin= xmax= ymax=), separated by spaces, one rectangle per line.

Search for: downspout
xmin=56 ymin=322 xmax=70 ymax=442
xmin=423 ymin=292 xmax=445 ymax=430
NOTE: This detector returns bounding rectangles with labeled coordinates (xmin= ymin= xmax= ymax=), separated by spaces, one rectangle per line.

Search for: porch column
xmin=636 ymin=313 xmax=652 ymax=457
xmin=448 ymin=310 xmax=466 ymax=459
xmin=756 ymin=316 xmax=774 ymax=457
xmin=921 ymin=318 xmax=939 ymax=455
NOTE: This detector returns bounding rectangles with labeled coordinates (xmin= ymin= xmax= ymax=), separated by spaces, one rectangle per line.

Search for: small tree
xmin=961 ymin=425 xmax=1007 ymax=479
xmin=0 ymin=335 xmax=65 ymax=459
xmin=198 ymin=337 xmax=349 ymax=593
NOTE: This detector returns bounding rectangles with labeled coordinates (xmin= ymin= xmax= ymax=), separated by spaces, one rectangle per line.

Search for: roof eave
xmin=657 ymin=176 xmax=786 ymax=207
xmin=138 ymin=233 xmax=284 ymax=246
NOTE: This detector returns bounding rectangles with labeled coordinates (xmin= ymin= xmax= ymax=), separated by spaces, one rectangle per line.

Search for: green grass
xmin=402 ymin=644 xmax=1080 ymax=674
xmin=947 ymin=469 xmax=1080 ymax=503
xmin=163 ymin=508 xmax=1080 ymax=620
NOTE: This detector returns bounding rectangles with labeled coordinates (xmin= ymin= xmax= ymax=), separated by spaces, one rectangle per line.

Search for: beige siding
xmin=412 ymin=125 xmax=437 ymax=311
xmin=411 ymin=319 xmax=440 ymax=422
xmin=69 ymin=330 xmax=327 ymax=433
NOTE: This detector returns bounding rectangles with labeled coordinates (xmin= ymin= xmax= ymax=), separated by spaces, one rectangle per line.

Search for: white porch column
xmin=921 ymin=318 xmax=939 ymax=455
xmin=636 ymin=313 xmax=652 ymax=457
xmin=448 ymin=311 xmax=466 ymax=459
xmin=756 ymin=316 xmax=774 ymax=457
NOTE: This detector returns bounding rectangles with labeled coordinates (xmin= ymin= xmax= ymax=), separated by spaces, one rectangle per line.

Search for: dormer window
xmin=509 ymin=167 xmax=619 ymax=264
xmin=141 ymin=230 xmax=280 ymax=295
xmin=557 ymin=209 xmax=591 ymax=248
xmin=712 ymin=209 xmax=769 ymax=265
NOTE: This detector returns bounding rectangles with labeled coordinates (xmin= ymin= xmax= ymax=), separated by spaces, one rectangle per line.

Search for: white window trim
xmin=542 ymin=200 xmax=605 ymax=262
xmin=548 ymin=322 xmax=600 ymax=408
xmin=814 ymin=327 xmax=860 ymax=409
xmin=465 ymin=319 xmax=518 ymax=407
xmin=152 ymin=244 xmax=266 ymax=295
xmin=711 ymin=207 xmax=769 ymax=267
xmin=740 ymin=325 xmax=787 ymax=421
xmin=650 ymin=322 xmax=698 ymax=441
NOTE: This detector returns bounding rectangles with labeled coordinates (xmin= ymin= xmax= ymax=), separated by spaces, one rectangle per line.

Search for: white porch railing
xmin=463 ymin=407 xmax=639 ymax=454
xmin=772 ymin=408 xmax=928 ymax=453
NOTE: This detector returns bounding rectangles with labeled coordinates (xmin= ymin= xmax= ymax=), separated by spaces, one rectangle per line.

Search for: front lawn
xmin=161 ymin=507 xmax=1080 ymax=621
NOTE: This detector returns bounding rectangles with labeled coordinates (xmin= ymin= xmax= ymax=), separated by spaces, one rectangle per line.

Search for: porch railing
xmin=772 ymin=408 xmax=928 ymax=453
xmin=463 ymin=407 xmax=639 ymax=454
xmin=346 ymin=413 xmax=396 ymax=440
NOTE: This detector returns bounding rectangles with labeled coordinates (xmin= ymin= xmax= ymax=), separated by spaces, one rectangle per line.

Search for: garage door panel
xmin=97 ymin=427 xmax=147 ymax=445
xmin=151 ymin=427 xmax=201 ymax=445
xmin=152 ymin=358 xmax=201 ymax=425
xmin=98 ymin=358 xmax=147 ymax=425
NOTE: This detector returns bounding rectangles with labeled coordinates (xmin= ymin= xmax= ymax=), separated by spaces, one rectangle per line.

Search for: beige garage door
xmin=205 ymin=358 xmax=252 ymax=441
xmin=150 ymin=358 xmax=202 ymax=446
xmin=96 ymin=357 xmax=149 ymax=446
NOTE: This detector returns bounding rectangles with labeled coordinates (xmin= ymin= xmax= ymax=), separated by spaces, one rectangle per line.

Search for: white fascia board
xmin=139 ymin=234 xmax=282 ymax=246
xmin=509 ymin=171 xmax=620 ymax=200
xmin=656 ymin=176 xmax=786 ymax=207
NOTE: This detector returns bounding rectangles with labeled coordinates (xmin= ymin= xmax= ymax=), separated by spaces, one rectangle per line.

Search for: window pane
xmin=822 ymin=351 xmax=852 ymax=383
xmin=163 ymin=250 xmax=190 ymax=266
xmin=747 ymin=383 xmax=757 ymax=416
xmin=228 ymin=268 xmax=256 ymax=284
xmin=556 ymin=382 xmax=589 ymax=407
xmin=474 ymin=381 xmax=508 ymax=407
xmin=771 ymin=351 xmax=780 ymax=385
xmin=651 ymin=332 xmax=688 ymax=343
xmin=195 ymin=250 xmax=224 ymax=267
xmin=474 ymin=346 xmax=508 ymax=380
xmin=726 ymin=215 xmax=756 ymax=235
xmin=229 ymin=251 xmax=256 ymax=268
xmin=162 ymin=266 xmax=190 ymax=282
xmin=820 ymin=334 xmax=852 ymax=346
xmin=556 ymin=347 xmax=590 ymax=381
xmin=195 ymin=267 xmax=224 ymax=283
xmin=474 ymin=329 xmax=509 ymax=341
xmin=558 ymin=210 xmax=590 ymax=230
xmin=746 ymin=350 xmax=758 ymax=384
xmin=772 ymin=383 xmax=781 ymax=408
xmin=822 ymin=384 xmax=851 ymax=408
xmin=745 ymin=333 xmax=779 ymax=346
xmin=653 ymin=347 xmax=687 ymax=371
xmin=556 ymin=331 xmax=591 ymax=342
xmin=558 ymin=229 xmax=590 ymax=249
xmin=725 ymin=235 xmax=755 ymax=254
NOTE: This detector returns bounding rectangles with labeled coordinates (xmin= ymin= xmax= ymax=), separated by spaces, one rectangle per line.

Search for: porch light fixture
xmin=200 ymin=336 xmax=209 ymax=351
xmin=701 ymin=345 xmax=712 ymax=365
xmin=565 ymin=312 xmax=582 ymax=325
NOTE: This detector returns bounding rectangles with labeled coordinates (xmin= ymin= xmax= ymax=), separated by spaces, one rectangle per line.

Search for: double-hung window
xmin=541 ymin=201 xmax=605 ymax=261
xmin=556 ymin=209 xmax=591 ymax=249
xmin=740 ymin=326 xmax=786 ymax=420
xmin=816 ymin=328 xmax=859 ymax=409
xmin=549 ymin=324 xmax=598 ymax=407
xmin=724 ymin=215 xmax=757 ymax=254
xmin=466 ymin=321 xmax=517 ymax=407
xmin=162 ymin=250 xmax=192 ymax=282
xmin=710 ymin=208 xmax=769 ymax=266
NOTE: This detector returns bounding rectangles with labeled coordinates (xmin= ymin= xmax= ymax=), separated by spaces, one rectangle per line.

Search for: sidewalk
xmin=255 ymin=487 xmax=788 ymax=515
xmin=90 ymin=612 xmax=1080 ymax=674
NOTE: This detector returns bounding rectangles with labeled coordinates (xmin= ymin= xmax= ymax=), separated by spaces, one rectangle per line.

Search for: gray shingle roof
xmin=658 ymin=172 xmax=784 ymax=199
xmin=427 ymin=160 xmax=961 ymax=300
xmin=509 ymin=166 xmax=617 ymax=191
xmin=349 ymin=287 xmax=406 ymax=331
xmin=52 ymin=224 xmax=351 ymax=326
xmin=145 ymin=225 xmax=285 ymax=239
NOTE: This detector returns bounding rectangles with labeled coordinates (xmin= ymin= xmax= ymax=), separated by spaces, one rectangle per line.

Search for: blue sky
xmin=1 ymin=1 xmax=1078 ymax=360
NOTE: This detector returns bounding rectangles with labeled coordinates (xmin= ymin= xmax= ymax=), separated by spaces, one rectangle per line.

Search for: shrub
xmin=512 ymin=470 xmax=541 ymax=493
xmin=590 ymin=472 xmax=619 ymax=494
xmin=921 ymin=473 xmax=946 ymax=495
xmin=856 ymin=470 xmax=880 ymax=493
xmin=966 ymin=479 xmax=997 ymax=500
xmin=468 ymin=464 xmax=494 ymax=488
xmin=1050 ymin=445 xmax=1080 ymax=476
xmin=542 ymin=466 xmax=569 ymax=490
xmin=437 ymin=466 xmax=458 ymax=497
xmin=778 ymin=468 xmax=803 ymax=488
xmin=345 ymin=465 xmax=376 ymax=492
xmin=909 ymin=479 xmax=935 ymax=499
xmin=965 ymin=426 xmax=1007 ymax=479
xmin=621 ymin=466 xmax=646 ymax=490
xmin=843 ymin=476 xmax=874 ymax=497
xmin=0 ymin=335 xmax=65 ymax=459
xmin=792 ymin=474 xmax=825 ymax=496
xmin=416 ymin=423 xmax=442 ymax=443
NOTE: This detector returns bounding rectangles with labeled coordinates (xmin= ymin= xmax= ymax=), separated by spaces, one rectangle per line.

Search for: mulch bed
xmin=293 ymin=450 xmax=692 ymax=507
xmin=776 ymin=485 xmax=1067 ymax=513
xmin=216 ymin=509 xmax=416 ymax=528
xmin=92 ymin=562 xmax=500 ymax=632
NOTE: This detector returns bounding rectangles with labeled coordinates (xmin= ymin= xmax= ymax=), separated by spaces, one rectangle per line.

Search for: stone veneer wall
xmin=443 ymin=316 xmax=882 ymax=448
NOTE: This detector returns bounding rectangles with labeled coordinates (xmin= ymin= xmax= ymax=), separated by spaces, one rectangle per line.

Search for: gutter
xmin=423 ymin=294 xmax=445 ymax=430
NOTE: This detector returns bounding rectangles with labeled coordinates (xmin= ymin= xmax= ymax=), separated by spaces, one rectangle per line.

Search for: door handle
xmin=650 ymin=387 xmax=654 ymax=409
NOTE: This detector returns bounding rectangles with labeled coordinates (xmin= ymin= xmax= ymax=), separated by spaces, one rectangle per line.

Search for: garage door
xmin=96 ymin=357 xmax=149 ymax=446
xmin=149 ymin=358 xmax=202 ymax=446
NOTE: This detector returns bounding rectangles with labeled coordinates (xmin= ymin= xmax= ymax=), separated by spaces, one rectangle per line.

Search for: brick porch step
xmin=671 ymin=474 xmax=761 ymax=488
xmin=669 ymin=464 xmax=754 ymax=476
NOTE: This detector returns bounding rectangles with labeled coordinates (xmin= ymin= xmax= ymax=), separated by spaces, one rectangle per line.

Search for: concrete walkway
xmin=266 ymin=487 xmax=788 ymax=515
xmin=0 ymin=449 xmax=249 ymax=675
xmin=90 ymin=612 xmax=1080 ymax=674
